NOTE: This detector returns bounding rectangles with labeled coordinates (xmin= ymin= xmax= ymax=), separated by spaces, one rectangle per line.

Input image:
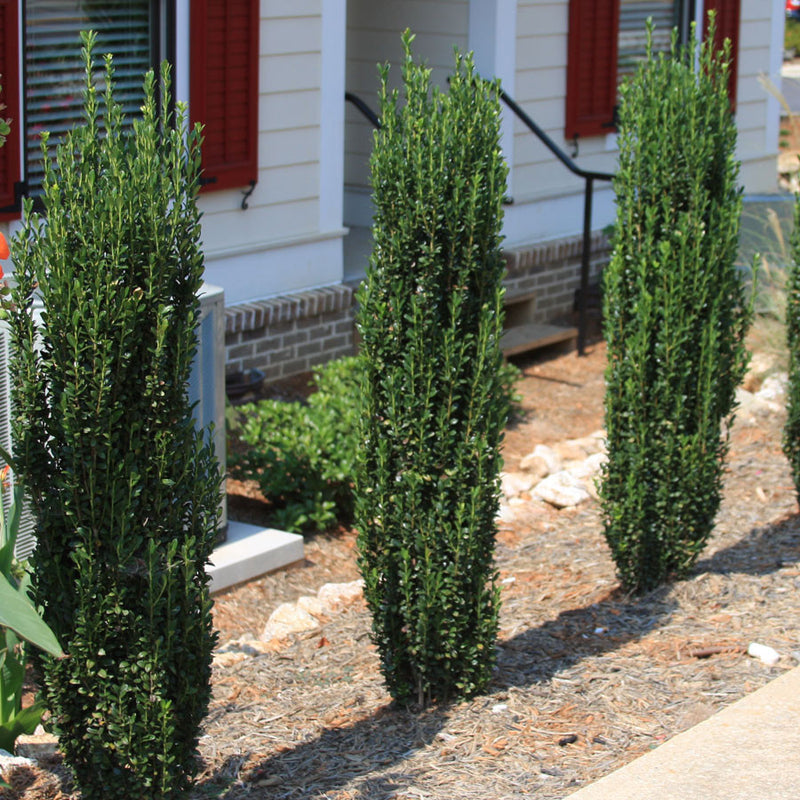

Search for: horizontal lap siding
xmin=513 ymin=0 xmax=776 ymax=203
xmin=514 ymin=0 xmax=615 ymax=203
xmin=199 ymin=3 xmax=323 ymax=257
xmin=735 ymin=0 xmax=773 ymax=187
xmin=345 ymin=0 xmax=469 ymax=192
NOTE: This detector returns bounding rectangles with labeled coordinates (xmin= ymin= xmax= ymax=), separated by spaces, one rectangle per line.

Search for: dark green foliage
xmin=601 ymin=20 xmax=750 ymax=594
xmin=229 ymin=356 xmax=363 ymax=532
xmin=355 ymin=33 xmax=508 ymax=707
xmin=229 ymin=355 xmax=522 ymax=534
xmin=783 ymin=197 xmax=800 ymax=492
xmin=8 ymin=34 xmax=219 ymax=799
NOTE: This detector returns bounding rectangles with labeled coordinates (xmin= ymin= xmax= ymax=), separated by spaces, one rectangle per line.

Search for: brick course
xmin=224 ymin=232 xmax=611 ymax=382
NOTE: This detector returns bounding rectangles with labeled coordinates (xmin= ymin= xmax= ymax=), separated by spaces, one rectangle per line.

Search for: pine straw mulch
xmin=194 ymin=342 xmax=800 ymax=800
xmin=4 ymin=341 xmax=800 ymax=800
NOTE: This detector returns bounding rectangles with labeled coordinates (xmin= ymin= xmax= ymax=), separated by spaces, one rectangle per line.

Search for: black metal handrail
xmin=499 ymin=90 xmax=614 ymax=355
xmin=345 ymin=91 xmax=381 ymax=129
xmin=344 ymin=88 xmax=614 ymax=354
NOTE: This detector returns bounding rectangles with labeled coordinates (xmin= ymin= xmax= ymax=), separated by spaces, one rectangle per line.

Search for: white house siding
xmin=344 ymin=0 xmax=470 ymax=223
xmin=200 ymin=0 xmax=346 ymax=305
xmin=505 ymin=0 xmax=616 ymax=248
xmin=506 ymin=0 xmax=781 ymax=250
xmin=737 ymin=0 xmax=781 ymax=194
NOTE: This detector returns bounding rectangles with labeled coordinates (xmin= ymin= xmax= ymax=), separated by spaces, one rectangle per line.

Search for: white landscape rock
xmin=743 ymin=352 xmax=781 ymax=391
xmin=255 ymin=580 xmax=365 ymax=647
xmin=261 ymin=602 xmax=320 ymax=642
xmin=297 ymin=595 xmax=328 ymax=618
xmin=496 ymin=502 xmax=518 ymax=524
xmin=317 ymin=580 xmax=365 ymax=612
xmin=519 ymin=444 xmax=562 ymax=480
xmin=566 ymin=451 xmax=607 ymax=480
xmin=500 ymin=471 xmax=537 ymax=499
xmin=747 ymin=642 xmax=781 ymax=666
xmin=756 ymin=373 xmax=788 ymax=402
xmin=735 ymin=387 xmax=783 ymax=423
xmin=0 ymin=750 xmax=35 ymax=776
xmin=534 ymin=471 xmax=592 ymax=509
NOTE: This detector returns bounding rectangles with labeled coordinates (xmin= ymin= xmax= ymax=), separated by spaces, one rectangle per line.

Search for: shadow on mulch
xmin=696 ymin=512 xmax=800 ymax=577
xmin=197 ymin=513 xmax=800 ymax=799
xmin=198 ymin=705 xmax=449 ymax=799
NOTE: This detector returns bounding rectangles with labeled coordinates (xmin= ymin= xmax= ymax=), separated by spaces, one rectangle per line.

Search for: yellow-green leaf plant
xmin=600 ymin=18 xmax=751 ymax=593
xmin=7 ymin=33 xmax=219 ymax=798
xmin=356 ymin=32 xmax=508 ymax=707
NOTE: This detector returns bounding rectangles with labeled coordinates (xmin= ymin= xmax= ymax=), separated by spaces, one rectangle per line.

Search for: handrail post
xmin=578 ymin=176 xmax=593 ymax=356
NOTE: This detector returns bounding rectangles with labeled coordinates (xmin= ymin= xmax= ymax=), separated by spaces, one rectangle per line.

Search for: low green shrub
xmin=229 ymin=356 xmax=363 ymax=532
xmin=229 ymin=355 xmax=520 ymax=534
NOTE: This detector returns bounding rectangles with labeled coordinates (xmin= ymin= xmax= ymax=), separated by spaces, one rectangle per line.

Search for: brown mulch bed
xmin=197 ymin=340 xmax=800 ymax=800
xmin=4 ymin=341 xmax=799 ymax=800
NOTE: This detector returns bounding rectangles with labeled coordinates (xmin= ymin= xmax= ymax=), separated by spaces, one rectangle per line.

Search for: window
xmin=24 ymin=0 xmax=163 ymax=195
xmin=0 ymin=0 xmax=259 ymax=219
xmin=565 ymin=0 xmax=740 ymax=140
xmin=617 ymin=1 xmax=690 ymax=84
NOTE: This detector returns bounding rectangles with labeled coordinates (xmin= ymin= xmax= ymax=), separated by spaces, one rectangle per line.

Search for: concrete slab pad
xmin=207 ymin=521 xmax=304 ymax=594
xmin=565 ymin=666 xmax=800 ymax=800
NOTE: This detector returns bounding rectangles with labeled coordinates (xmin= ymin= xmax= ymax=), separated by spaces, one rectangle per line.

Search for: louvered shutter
xmin=565 ymin=0 xmax=620 ymax=139
xmin=24 ymin=0 xmax=153 ymax=195
xmin=703 ymin=0 xmax=740 ymax=106
xmin=0 ymin=0 xmax=21 ymax=219
xmin=190 ymin=0 xmax=259 ymax=192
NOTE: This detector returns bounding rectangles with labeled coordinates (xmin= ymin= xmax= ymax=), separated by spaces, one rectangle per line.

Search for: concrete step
xmin=501 ymin=322 xmax=577 ymax=357
xmin=207 ymin=521 xmax=304 ymax=594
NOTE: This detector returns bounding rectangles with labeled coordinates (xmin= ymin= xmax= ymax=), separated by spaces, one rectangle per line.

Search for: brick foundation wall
xmin=225 ymin=285 xmax=356 ymax=381
xmin=224 ymin=232 xmax=611 ymax=382
xmin=503 ymin=230 xmax=611 ymax=323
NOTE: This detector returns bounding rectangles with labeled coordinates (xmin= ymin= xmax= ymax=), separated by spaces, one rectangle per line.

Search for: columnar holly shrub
xmin=784 ymin=198 xmax=800 ymax=491
xmin=8 ymin=34 xmax=219 ymax=799
xmin=356 ymin=33 xmax=508 ymax=707
xmin=601 ymin=20 xmax=750 ymax=593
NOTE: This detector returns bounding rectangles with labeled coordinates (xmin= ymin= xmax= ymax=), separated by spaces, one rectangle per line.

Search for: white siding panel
xmin=344 ymin=0 xmax=469 ymax=204
xmin=516 ymin=35 xmax=566 ymax=73
xmin=262 ymin=17 xmax=322 ymax=55
xmin=260 ymin=90 xmax=321 ymax=132
xmin=199 ymin=4 xmax=330 ymax=303
xmin=262 ymin=0 xmax=321 ymax=17
xmin=516 ymin=4 xmax=565 ymax=37
xmin=259 ymin=127 xmax=321 ymax=170
xmin=349 ymin=1 xmax=468 ymax=35
xmin=739 ymin=19 xmax=771 ymax=50
xmin=261 ymin=53 xmax=322 ymax=93
xmin=202 ymin=199 xmax=320 ymax=255
xmin=515 ymin=67 xmax=565 ymax=102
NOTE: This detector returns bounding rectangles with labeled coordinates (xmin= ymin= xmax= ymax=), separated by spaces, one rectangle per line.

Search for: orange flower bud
xmin=0 ymin=232 xmax=8 ymax=260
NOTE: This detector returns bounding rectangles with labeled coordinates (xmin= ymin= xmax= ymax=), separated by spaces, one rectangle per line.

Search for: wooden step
xmin=501 ymin=322 xmax=578 ymax=357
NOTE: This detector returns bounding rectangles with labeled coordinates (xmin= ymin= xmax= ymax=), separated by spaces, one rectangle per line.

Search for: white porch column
xmin=468 ymin=0 xmax=517 ymax=198
xmin=320 ymin=0 xmax=347 ymax=239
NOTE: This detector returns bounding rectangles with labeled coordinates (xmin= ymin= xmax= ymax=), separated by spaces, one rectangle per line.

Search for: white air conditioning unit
xmin=2 ymin=282 xmax=227 ymax=560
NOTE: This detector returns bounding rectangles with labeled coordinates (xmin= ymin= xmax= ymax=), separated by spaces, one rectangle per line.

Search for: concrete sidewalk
xmin=565 ymin=666 xmax=800 ymax=800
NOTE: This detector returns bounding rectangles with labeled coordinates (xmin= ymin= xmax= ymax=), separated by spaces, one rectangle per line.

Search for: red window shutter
xmin=703 ymin=0 xmax=740 ymax=106
xmin=565 ymin=0 xmax=620 ymax=139
xmin=190 ymin=0 xmax=259 ymax=192
xmin=0 ymin=0 xmax=21 ymax=219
